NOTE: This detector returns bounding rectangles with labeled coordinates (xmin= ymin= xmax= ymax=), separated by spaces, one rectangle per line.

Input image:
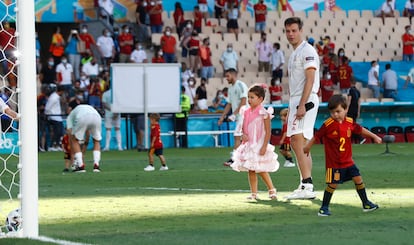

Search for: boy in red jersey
xmin=144 ymin=113 xmax=168 ymax=171
xmin=61 ymin=133 xmax=72 ymax=173
xmin=304 ymin=94 xmax=381 ymax=216
xmin=279 ymin=108 xmax=295 ymax=168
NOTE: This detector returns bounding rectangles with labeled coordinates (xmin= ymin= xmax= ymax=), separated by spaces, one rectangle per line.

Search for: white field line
xmin=34 ymin=236 xmax=93 ymax=245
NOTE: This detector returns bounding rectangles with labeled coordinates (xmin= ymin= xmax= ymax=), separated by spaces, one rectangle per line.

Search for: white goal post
xmin=17 ymin=0 xmax=39 ymax=238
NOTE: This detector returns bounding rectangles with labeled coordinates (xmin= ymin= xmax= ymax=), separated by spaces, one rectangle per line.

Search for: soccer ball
xmin=6 ymin=208 xmax=22 ymax=232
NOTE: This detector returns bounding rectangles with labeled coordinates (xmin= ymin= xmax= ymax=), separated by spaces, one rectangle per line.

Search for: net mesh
xmin=0 ymin=0 xmax=21 ymax=235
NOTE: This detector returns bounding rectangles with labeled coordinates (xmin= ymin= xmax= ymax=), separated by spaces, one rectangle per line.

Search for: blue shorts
xmin=325 ymin=164 xmax=361 ymax=184
xmin=149 ymin=147 xmax=163 ymax=156
xmin=255 ymin=22 xmax=266 ymax=32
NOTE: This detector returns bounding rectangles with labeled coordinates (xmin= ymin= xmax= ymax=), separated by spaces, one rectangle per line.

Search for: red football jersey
xmin=314 ymin=117 xmax=362 ymax=169
xmin=62 ymin=134 xmax=71 ymax=153
xmin=338 ymin=64 xmax=353 ymax=90
xmin=150 ymin=123 xmax=163 ymax=149
xmin=254 ymin=3 xmax=267 ymax=23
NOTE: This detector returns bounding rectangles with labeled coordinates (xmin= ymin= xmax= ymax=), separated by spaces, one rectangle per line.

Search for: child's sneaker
xmin=73 ymin=164 xmax=86 ymax=173
xmin=144 ymin=165 xmax=155 ymax=171
xmin=223 ymin=159 xmax=233 ymax=167
xmin=93 ymin=163 xmax=101 ymax=173
xmin=318 ymin=206 xmax=331 ymax=216
xmin=363 ymin=201 xmax=379 ymax=212
xmin=159 ymin=166 xmax=169 ymax=171
xmin=283 ymin=160 xmax=296 ymax=168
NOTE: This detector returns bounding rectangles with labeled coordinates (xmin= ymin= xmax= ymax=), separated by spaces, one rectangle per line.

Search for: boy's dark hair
xmin=284 ymin=17 xmax=303 ymax=30
xmin=149 ymin=113 xmax=160 ymax=121
xmin=249 ymin=84 xmax=266 ymax=99
xmin=328 ymin=94 xmax=348 ymax=111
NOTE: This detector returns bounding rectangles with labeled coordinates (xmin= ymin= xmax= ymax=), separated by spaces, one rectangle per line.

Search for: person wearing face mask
xmin=148 ymin=0 xmax=163 ymax=34
xmin=97 ymin=28 xmax=115 ymax=68
xmin=130 ymin=42 xmax=148 ymax=63
xmin=78 ymin=24 xmax=96 ymax=56
xmin=256 ymin=32 xmax=273 ymax=73
xmin=378 ymin=0 xmax=395 ymax=25
xmin=254 ymin=0 xmax=267 ymax=33
xmin=180 ymin=20 xmax=193 ymax=58
xmin=65 ymin=30 xmax=81 ymax=80
xmin=82 ymin=56 xmax=99 ymax=78
xmin=55 ymin=56 xmax=75 ymax=97
xmin=336 ymin=48 xmax=346 ymax=66
xmin=270 ymin=42 xmax=285 ymax=82
xmin=187 ymin=30 xmax=200 ymax=73
xmin=160 ymin=26 xmax=177 ymax=63
xmin=402 ymin=25 xmax=414 ymax=61
xmin=337 ymin=56 xmax=353 ymax=94
xmin=269 ymin=77 xmax=283 ymax=105
xmin=152 ymin=47 xmax=165 ymax=63
xmin=39 ymin=57 xmax=57 ymax=85
xmin=135 ymin=0 xmax=150 ymax=47
xmin=118 ymin=25 xmax=134 ymax=63
xmin=320 ymin=70 xmax=335 ymax=103
xmin=367 ymin=60 xmax=381 ymax=99
xmin=220 ymin=43 xmax=239 ymax=74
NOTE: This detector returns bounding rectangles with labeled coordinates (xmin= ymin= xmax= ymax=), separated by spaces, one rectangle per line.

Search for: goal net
xmin=0 ymin=0 xmax=38 ymax=238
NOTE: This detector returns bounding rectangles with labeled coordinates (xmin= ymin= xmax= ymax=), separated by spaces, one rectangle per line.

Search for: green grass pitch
xmin=1 ymin=143 xmax=413 ymax=245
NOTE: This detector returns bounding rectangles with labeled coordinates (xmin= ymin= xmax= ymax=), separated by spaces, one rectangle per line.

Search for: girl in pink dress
xmin=231 ymin=84 xmax=280 ymax=200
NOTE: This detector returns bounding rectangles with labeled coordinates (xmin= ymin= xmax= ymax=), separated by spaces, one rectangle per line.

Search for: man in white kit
xmin=66 ymin=104 xmax=102 ymax=172
xmin=284 ymin=17 xmax=320 ymax=199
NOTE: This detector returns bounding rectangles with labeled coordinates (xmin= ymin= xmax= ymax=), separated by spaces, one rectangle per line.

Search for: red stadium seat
xmin=270 ymin=128 xmax=282 ymax=146
xmin=404 ymin=126 xmax=414 ymax=143
xmin=388 ymin=126 xmax=405 ymax=143
xmin=371 ymin=126 xmax=386 ymax=139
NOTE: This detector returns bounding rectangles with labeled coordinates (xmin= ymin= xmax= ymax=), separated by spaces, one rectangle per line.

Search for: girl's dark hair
xmin=249 ymin=85 xmax=266 ymax=99
xmin=328 ymin=94 xmax=348 ymax=110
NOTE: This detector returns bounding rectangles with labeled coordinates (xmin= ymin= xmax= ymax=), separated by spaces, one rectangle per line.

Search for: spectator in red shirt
xmin=320 ymin=70 xmax=335 ymax=103
xmin=187 ymin=30 xmax=200 ymax=73
xmin=322 ymin=35 xmax=335 ymax=56
xmin=160 ymin=26 xmax=177 ymax=63
xmin=337 ymin=56 xmax=353 ymax=94
xmin=268 ymin=77 xmax=283 ymax=104
xmin=173 ymin=2 xmax=185 ymax=38
xmin=78 ymin=24 xmax=96 ymax=55
xmin=402 ymin=25 xmax=414 ymax=61
xmin=148 ymin=0 xmax=163 ymax=34
xmin=118 ymin=25 xmax=134 ymax=63
xmin=304 ymin=94 xmax=381 ymax=216
xmin=254 ymin=0 xmax=267 ymax=33
xmin=152 ymin=47 xmax=165 ymax=63
xmin=193 ymin=5 xmax=203 ymax=34
xmin=199 ymin=38 xmax=214 ymax=80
